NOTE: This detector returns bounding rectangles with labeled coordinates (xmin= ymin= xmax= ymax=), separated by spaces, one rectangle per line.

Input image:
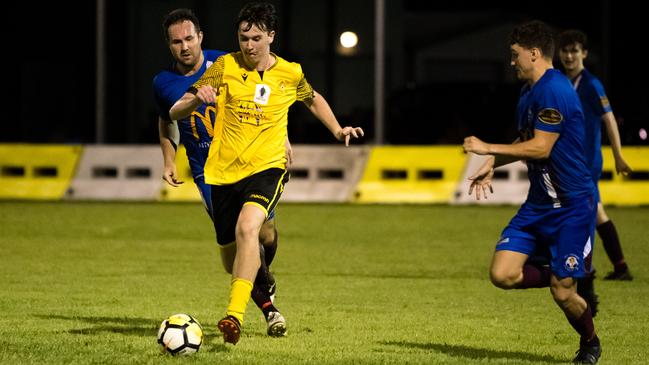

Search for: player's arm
xmin=170 ymin=93 xmax=204 ymax=120
xmin=170 ymin=56 xmax=224 ymax=120
xmin=158 ymin=117 xmax=183 ymax=187
xmin=301 ymin=89 xmax=364 ymax=146
xmin=493 ymin=138 xmax=522 ymax=168
xmin=465 ymin=138 xmax=520 ymax=200
xmin=297 ymin=75 xmax=365 ymax=146
xmin=602 ymin=111 xmax=632 ymax=175
xmin=170 ymin=87 xmax=218 ymax=120
xmin=463 ymin=130 xmax=558 ymax=160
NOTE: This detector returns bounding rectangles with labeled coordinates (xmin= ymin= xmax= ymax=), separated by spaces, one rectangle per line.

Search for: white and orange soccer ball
xmin=157 ymin=313 xmax=204 ymax=356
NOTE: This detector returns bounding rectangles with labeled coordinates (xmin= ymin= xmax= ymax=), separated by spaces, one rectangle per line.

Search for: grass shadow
xmin=283 ymin=271 xmax=446 ymax=280
xmin=380 ymin=341 xmax=567 ymax=364
xmin=203 ymin=343 xmax=230 ymax=353
xmin=34 ymin=314 xmax=157 ymax=337
xmin=68 ymin=325 xmax=155 ymax=336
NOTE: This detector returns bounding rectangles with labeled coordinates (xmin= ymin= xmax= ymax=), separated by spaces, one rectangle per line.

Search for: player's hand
xmin=336 ymin=126 xmax=364 ymax=146
xmin=195 ymin=85 xmax=218 ymax=104
xmin=463 ymin=136 xmax=491 ymax=155
xmin=284 ymin=138 xmax=294 ymax=167
xmin=468 ymin=159 xmax=495 ymax=200
xmin=162 ymin=164 xmax=183 ymax=187
xmin=615 ymin=157 xmax=632 ymax=176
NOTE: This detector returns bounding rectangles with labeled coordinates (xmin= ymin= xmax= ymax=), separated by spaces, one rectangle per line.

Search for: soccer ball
xmin=157 ymin=313 xmax=204 ymax=356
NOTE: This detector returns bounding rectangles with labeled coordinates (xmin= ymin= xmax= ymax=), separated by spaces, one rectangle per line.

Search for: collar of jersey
xmin=236 ymin=51 xmax=279 ymax=72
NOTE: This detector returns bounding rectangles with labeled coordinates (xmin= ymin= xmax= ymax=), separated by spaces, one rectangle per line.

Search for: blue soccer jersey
xmin=515 ymin=69 xmax=594 ymax=208
xmin=153 ymin=49 xmax=227 ymax=180
xmin=571 ymin=69 xmax=613 ymax=181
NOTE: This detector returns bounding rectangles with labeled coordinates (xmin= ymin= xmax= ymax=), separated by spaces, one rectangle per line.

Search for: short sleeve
xmin=296 ymin=73 xmax=314 ymax=103
xmin=590 ymin=79 xmax=613 ymax=115
xmin=533 ymin=86 xmax=566 ymax=134
xmin=153 ymin=77 xmax=171 ymax=121
xmin=189 ymin=56 xmax=225 ymax=94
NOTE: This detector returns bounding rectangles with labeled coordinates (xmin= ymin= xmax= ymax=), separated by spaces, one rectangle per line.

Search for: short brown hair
xmin=162 ymin=8 xmax=201 ymax=42
xmin=510 ymin=20 xmax=556 ymax=59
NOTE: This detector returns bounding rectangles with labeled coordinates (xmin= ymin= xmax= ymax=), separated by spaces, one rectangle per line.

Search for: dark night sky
xmin=7 ymin=0 xmax=648 ymax=145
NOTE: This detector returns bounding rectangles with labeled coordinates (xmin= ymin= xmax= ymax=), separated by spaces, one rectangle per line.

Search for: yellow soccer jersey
xmin=192 ymin=52 xmax=314 ymax=185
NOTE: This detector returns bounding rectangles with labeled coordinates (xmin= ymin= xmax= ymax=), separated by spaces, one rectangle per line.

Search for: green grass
xmin=0 ymin=202 xmax=647 ymax=364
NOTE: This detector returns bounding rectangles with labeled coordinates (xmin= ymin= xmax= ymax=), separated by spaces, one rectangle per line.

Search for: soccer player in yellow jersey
xmin=170 ymin=2 xmax=364 ymax=345
xmin=155 ymin=8 xmax=289 ymax=339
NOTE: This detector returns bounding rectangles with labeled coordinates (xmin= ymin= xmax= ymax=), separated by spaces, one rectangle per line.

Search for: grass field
xmin=0 ymin=202 xmax=646 ymax=364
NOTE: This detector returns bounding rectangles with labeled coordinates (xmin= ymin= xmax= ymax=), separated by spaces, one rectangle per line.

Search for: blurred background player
xmin=463 ymin=21 xmax=601 ymax=364
xmin=558 ymin=29 xmax=633 ymax=281
xmin=153 ymin=8 xmax=287 ymax=337
xmin=170 ymin=2 xmax=364 ymax=345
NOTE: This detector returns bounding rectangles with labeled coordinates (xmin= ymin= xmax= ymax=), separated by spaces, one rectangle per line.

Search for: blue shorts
xmin=194 ymin=176 xmax=276 ymax=221
xmin=496 ymin=196 xmax=596 ymax=278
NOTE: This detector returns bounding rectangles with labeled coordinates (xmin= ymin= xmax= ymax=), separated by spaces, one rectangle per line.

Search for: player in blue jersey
xmin=463 ymin=21 xmax=601 ymax=364
xmin=558 ymin=29 xmax=633 ymax=282
xmin=153 ymin=8 xmax=288 ymax=337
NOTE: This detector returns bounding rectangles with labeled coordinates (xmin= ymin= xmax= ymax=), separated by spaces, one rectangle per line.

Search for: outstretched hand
xmin=468 ymin=160 xmax=495 ymax=200
xmin=336 ymin=126 xmax=365 ymax=146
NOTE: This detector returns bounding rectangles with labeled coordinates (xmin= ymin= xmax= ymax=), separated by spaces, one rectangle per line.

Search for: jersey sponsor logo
xmin=563 ymin=255 xmax=580 ymax=271
xmin=242 ymin=73 xmax=248 ymax=82
xmin=254 ymin=84 xmax=271 ymax=105
xmin=206 ymin=61 xmax=213 ymax=68
xmin=189 ymin=105 xmax=217 ymax=140
xmin=279 ymin=81 xmax=286 ymax=91
xmin=537 ymin=108 xmax=563 ymax=125
xmin=237 ymin=101 xmax=269 ymax=125
xmin=250 ymin=193 xmax=270 ymax=203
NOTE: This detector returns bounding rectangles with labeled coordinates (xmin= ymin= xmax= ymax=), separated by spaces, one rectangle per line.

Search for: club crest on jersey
xmin=538 ymin=108 xmax=563 ymax=125
xmin=254 ymin=84 xmax=271 ymax=105
xmin=564 ymin=255 xmax=580 ymax=271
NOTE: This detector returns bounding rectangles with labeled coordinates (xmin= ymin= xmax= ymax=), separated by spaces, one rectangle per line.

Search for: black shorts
xmin=210 ymin=168 xmax=289 ymax=245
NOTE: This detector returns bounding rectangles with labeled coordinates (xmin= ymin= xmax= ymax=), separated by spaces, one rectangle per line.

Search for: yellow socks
xmin=226 ymin=278 xmax=253 ymax=324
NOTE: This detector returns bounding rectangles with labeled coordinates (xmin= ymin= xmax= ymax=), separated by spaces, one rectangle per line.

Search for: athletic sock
xmin=226 ymin=278 xmax=253 ymax=325
xmin=264 ymin=228 xmax=278 ymax=266
xmin=597 ymin=220 xmax=628 ymax=271
xmin=255 ymin=243 xmax=274 ymax=288
xmin=251 ymin=285 xmax=278 ymax=318
xmin=520 ymin=264 xmax=551 ymax=288
xmin=567 ymin=305 xmax=599 ymax=347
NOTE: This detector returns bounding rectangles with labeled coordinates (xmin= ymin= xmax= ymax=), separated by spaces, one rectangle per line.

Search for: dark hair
xmin=237 ymin=2 xmax=277 ymax=33
xmin=509 ymin=20 xmax=556 ymax=59
xmin=162 ymin=8 xmax=201 ymax=42
xmin=558 ymin=29 xmax=589 ymax=50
